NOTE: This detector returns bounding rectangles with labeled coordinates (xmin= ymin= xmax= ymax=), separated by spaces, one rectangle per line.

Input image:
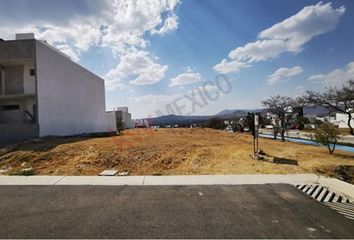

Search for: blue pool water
xmin=259 ymin=133 xmax=354 ymax=153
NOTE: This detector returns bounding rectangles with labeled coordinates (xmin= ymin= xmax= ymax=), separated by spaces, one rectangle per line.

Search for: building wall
xmin=3 ymin=65 xmax=24 ymax=94
xmin=0 ymin=61 xmax=35 ymax=95
xmin=116 ymin=107 xmax=128 ymax=113
xmin=0 ymin=98 xmax=35 ymax=124
xmin=126 ymin=112 xmax=133 ymax=128
xmin=0 ymin=40 xmax=39 ymax=143
xmin=23 ymin=60 xmax=36 ymax=94
xmin=116 ymin=110 xmax=133 ymax=129
xmin=0 ymin=40 xmax=36 ymax=96
xmin=106 ymin=112 xmax=117 ymax=132
xmin=0 ymin=40 xmax=36 ymax=60
xmin=0 ymin=124 xmax=39 ymax=145
xmin=35 ymin=41 xmax=112 ymax=136
xmin=0 ymin=41 xmax=36 ymax=95
xmin=0 ymin=107 xmax=22 ymax=124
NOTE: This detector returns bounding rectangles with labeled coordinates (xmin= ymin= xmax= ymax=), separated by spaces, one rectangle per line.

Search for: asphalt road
xmin=0 ymin=184 xmax=353 ymax=239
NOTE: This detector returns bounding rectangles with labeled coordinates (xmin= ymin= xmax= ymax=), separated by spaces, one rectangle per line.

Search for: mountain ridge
xmin=136 ymin=106 xmax=334 ymax=126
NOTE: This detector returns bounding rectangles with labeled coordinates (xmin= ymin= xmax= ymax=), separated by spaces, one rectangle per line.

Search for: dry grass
xmin=0 ymin=128 xmax=353 ymax=179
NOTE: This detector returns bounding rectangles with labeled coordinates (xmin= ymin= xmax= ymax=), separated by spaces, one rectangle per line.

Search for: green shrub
xmin=314 ymin=123 xmax=340 ymax=154
xmin=206 ymin=117 xmax=225 ymax=130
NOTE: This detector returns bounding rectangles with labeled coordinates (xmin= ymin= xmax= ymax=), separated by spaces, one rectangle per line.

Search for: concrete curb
xmin=0 ymin=174 xmax=319 ymax=186
xmin=0 ymin=176 xmax=65 ymax=185
xmin=1 ymin=174 xmax=354 ymax=199
xmin=56 ymin=176 xmax=145 ymax=186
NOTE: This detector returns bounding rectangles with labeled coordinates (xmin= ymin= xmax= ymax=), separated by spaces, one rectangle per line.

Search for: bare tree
xmin=262 ymin=95 xmax=300 ymax=141
xmin=304 ymin=80 xmax=354 ymax=135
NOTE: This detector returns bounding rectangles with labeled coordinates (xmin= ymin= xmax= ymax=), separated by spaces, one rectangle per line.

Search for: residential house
xmin=0 ymin=33 xmax=116 ymax=144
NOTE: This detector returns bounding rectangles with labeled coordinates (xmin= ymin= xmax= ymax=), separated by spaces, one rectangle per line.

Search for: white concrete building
xmin=266 ymin=112 xmax=281 ymax=127
xmin=336 ymin=113 xmax=354 ymax=128
xmin=109 ymin=107 xmax=133 ymax=130
xmin=315 ymin=116 xmax=336 ymax=124
xmin=134 ymin=119 xmax=150 ymax=128
xmin=0 ymin=33 xmax=116 ymax=144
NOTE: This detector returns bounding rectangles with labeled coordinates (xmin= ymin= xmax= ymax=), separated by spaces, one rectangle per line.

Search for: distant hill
xmin=137 ymin=107 xmax=334 ymax=126
xmin=216 ymin=109 xmax=264 ymax=119
xmin=303 ymin=106 xmax=333 ymax=117
xmin=149 ymin=114 xmax=210 ymax=126
xmin=141 ymin=109 xmax=264 ymax=126
xmin=216 ymin=109 xmax=236 ymax=116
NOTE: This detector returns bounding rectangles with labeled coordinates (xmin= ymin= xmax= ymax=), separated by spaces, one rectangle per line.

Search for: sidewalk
xmin=1 ymin=174 xmax=353 ymax=199
xmin=0 ymin=174 xmax=318 ymax=186
xmin=260 ymin=129 xmax=354 ymax=144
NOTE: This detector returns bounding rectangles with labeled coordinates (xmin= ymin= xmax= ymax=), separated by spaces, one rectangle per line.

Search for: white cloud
xmin=259 ymin=2 xmax=345 ymax=51
xmin=228 ymin=39 xmax=290 ymax=63
xmin=101 ymin=0 xmax=180 ymax=54
xmin=308 ymin=61 xmax=354 ymax=88
xmin=214 ymin=2 xmax=345 ymax=74
xmin=212 ymin=59 xmax=250 ymax=74
xmin=267 ymin=66 xmax=303 ymax=85
xmin=0 ymin=17 xmax=104 ymax=60
xmin=170 ymin=70 xmax=201 ymax=86
xmin=0 ymin=0 xmax=180 ymax=88
xmin=55 ymin=44 xmax=80 ymax=62
xmin=129 ymin=63 xmax=169 ymax=85
xmin=151 ymin=14 xmax=179 ymax=35
xmin=104 ymin=50 xmax=168 ymax=88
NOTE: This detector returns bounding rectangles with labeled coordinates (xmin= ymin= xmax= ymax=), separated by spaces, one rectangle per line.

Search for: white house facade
xmin=0 ymin=33 xmax=116 ymax=144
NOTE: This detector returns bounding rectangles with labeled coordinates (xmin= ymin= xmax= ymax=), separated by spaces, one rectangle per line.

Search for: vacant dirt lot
xmin=0 ymin=128 xmax=353 ymax=180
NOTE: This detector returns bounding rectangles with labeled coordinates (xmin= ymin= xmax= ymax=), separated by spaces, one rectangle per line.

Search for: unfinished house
xmin=0 ymin=33 xmax=116 ymax=145
xmin=108 ymin=107 xmax=133 ymax=130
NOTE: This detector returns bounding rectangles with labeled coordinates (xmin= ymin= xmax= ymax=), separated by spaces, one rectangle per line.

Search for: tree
xmin=245 ymin=113 xmax=255 ymax=134
xmin=314 ymin=123 xmax=340 ymax=154
xmin=259 ymin=115 xmax=272 ymax=128
xmin=272 ymin=118 xmax=281 ymax=140
xmin=262 ymin=95 xmax=301 ymax=141
xmin=313 ymin=119 xmax=324 ymax=125
xmin=206 ymin=117 xmax=225 ymax=130
xmin=295 ymin=116 xmax=310 ymax=129
xmin=229 ymin=117 xmax=243 ymax=132
xmin=304 ymin=80 xmax=354 ymax=135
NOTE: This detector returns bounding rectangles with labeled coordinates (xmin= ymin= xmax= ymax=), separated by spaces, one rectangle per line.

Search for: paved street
xmin=0 ymin=184 xmax=353 ymax=239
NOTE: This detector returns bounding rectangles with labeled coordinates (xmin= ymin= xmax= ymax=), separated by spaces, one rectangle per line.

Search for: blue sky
xmin=1 ymin=0 xmax=354 ymax=118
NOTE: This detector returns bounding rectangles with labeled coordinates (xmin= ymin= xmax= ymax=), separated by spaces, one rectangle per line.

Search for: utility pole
xmin=253 ymin=113 xmax=260 ymax=158
xmin=255 ymin=113 xmax=259 ymax=151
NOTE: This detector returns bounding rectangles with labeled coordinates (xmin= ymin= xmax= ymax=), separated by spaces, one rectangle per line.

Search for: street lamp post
xmin=253 ymin=113 xmax=260 ymax=158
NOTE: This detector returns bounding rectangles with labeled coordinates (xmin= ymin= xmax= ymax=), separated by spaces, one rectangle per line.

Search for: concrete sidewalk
xmin=0 ymin=174 xmax=318 ymax=186
xmin=1 ymin=174 xmax=353 ymax=199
